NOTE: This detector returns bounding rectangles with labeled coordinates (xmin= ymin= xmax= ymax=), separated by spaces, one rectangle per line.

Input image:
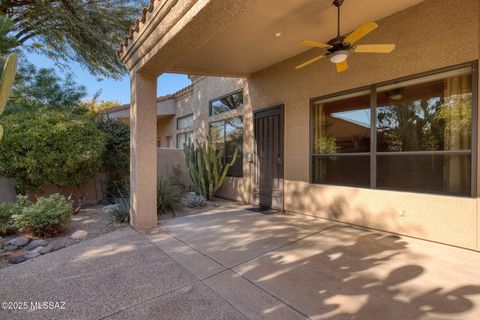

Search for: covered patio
xmin=119 ymin=0 xmax=480 ymax=256
xmin=2 ymin=208 xmax=480 ymax=319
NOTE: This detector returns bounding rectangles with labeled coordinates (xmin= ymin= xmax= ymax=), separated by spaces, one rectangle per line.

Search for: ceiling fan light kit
xmin=295 ymin=0 xmax=396 ymax=72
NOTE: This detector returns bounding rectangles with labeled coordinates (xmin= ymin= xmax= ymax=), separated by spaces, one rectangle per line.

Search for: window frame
xmin=177 ymin=113 xmax=194 ymax=130
xmin=209 ymin=116 xmax=244 ymax=177
xmin=176 ymin=131 xmax=193 ymax=149
xmin=209 ymin=89 xmax=244 ymax=116
xmin=309 ymin=61 xmax=478 ymax=197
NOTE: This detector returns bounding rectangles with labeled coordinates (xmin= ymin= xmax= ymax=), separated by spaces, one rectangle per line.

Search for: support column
xmin=130 ymin=70 xmax=157 ymax=230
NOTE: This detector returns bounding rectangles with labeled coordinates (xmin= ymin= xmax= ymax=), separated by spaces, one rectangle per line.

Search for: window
xmin=209 ymin=90 xmax=243 ymax=116
xmin=312 ymin=90 xmax=371 ymax=187
xmin=177 ymin=114 xmax=194 ymax=130
xmin=210 ymin=117 xmax=243 ymax=177
xmin=176 ymin=131 xmax=193 ymax=149
xmin=311 ymin=64 xmax=475 ymax=196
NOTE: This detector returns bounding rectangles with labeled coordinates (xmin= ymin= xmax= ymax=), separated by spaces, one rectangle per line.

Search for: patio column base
xmin=129 ymin=71 xmax=158 ymax=230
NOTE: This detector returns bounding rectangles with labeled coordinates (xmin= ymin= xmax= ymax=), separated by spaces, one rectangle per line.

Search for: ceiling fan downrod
xmin=333 ymin=0 xmax=344 ymax=38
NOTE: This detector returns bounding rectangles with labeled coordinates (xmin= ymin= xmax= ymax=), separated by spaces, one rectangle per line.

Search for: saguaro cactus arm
xmin=0 ymin=53 xmax=18 ymax=141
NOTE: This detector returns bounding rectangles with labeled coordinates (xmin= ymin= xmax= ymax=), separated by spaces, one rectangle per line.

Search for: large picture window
xmin=210 ymin=117 xmax=243 ymax=177
xmin=209 ymin=90 xmax=243 ymax=116
xmin=311 ymin=64 xmax=476 ymax=196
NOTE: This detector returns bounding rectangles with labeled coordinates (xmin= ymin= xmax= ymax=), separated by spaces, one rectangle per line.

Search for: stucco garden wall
xmin=242 ymin=0 xmax=480 ymax=250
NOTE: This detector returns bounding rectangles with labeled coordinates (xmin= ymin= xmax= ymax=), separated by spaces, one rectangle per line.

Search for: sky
xmin=24 ymin=52 xmax=192 ymax=104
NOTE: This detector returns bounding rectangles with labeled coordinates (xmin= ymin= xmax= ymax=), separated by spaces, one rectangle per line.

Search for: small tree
xmin=0 ymin=107 xmax=106 ymax=199
xmin=95 ymin=116 xmax=130 ymax=198
xmin=184 ymin=139 xmax=238 ymax=200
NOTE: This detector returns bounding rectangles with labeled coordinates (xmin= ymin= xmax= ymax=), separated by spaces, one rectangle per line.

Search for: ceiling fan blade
xmin=336 ymin=60 xmax=348 ymax=73
xmin=345 ymin=22 xmax=378 ymax=44
xmin=295 ymin=55 xmax=326 ymax=69
xmin=355 ymin=44 xmax=396 ymax=53
xmin=300 ymin=40 xmax=332 ymax=49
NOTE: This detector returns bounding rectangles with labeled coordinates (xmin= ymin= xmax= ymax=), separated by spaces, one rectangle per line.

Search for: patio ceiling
xmin=167 ymin=0 xmax=426 ymax=77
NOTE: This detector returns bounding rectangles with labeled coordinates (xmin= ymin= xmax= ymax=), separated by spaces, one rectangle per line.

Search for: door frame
xmin=253 ymin=104 xmax=285 ymax=211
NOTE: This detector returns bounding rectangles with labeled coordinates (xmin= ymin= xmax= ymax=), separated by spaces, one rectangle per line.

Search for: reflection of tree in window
xmin=210 ymin=91 xmax=243 ymax=115
xmin=377 ymin=77 xmax=472 ymax=152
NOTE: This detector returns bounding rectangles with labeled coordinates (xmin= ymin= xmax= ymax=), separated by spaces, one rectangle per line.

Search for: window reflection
xmin=377 ymin=72 xmax=472 ymax=152
xmin=313 ymin=92 xmax=371 ymax=153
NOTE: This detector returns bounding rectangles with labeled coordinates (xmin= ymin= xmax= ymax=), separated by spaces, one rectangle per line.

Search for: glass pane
xmin=176 ymin=133 xmax=186 ymax=149
xmin=177 ymin=114 xmax=193 ymax=130
xmin=312 ymin=156 xmax=370 ymax=187
xmin=210 ymin=91 xmax=243 ymax=115
xmin=377 ymin=154 xmax=471 ymax=196
xmin=209 ymin=121 xmax=225 ymax=153
xmin=377 ymin=69 xmax=472 ymax=152
xmin=225 ymin=117 xmax=243 ymax=177
xmin=313 ymin=92 xmax=371 ymax=153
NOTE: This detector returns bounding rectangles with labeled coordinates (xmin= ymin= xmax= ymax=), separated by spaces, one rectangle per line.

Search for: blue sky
xmin=25 ymin=52 xmax=192 ymax=104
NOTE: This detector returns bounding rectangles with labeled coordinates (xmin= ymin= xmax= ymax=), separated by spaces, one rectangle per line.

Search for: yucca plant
xmin=157 ymin=175 xmax=185 ymax=214
xmin=184 ymin=138 xmax=238 ymax=200
xmin=0 ymin=53 xmax=18 ymax=141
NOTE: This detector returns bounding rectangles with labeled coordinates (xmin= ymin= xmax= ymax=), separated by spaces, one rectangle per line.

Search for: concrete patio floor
xmin=1 ymin=207 xmax=480 ymax=319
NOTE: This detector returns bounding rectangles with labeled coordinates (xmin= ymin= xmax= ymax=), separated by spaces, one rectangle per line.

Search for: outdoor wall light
xmin=327 ymin=50 xmax=350 ymax=64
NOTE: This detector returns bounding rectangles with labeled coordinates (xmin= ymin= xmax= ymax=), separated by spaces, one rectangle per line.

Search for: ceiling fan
xmin=295 ymin=0 xmax=396 ymax=72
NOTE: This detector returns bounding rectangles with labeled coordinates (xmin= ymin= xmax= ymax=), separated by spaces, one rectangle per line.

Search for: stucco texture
xmin=244 ymin=0 xmax=480 ymax=250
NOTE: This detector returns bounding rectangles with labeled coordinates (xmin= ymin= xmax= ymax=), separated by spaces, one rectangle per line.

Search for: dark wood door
xmin=253 ymin=105 xmax=284 ymax=210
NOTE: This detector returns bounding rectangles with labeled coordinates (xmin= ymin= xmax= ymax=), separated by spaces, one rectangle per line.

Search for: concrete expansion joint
xmin=141 ymin=222 xmax=339 ymax=319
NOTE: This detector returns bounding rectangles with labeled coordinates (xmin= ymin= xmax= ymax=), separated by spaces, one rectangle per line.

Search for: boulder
xmin=30 ymin=246 xmax=45 ymax=254
xmin=39 ymin=244 xmax=54 ymax=255
xmin=6 ymin=236 xmax=30 ymax=247
xmin=23 ymin=251 xmax=40 ymax=259
xmin=8 ymin=255 xmax=27 ymax=264
xmin=103 ymin=204 xmax=119 ymax=214
xmin=70 ymin=230 xmax=88 ymax=240
xmin=4 ymin=245 xmax=18 ymax=252
xmin=26 ymin=239 xmax=47 ymax=250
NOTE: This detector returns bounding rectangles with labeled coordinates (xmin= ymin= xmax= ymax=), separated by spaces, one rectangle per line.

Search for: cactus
xmin=0 ymin=53 xmax=18 ymax=141
xmin=184 ymin=138 xmax=238 ymax=200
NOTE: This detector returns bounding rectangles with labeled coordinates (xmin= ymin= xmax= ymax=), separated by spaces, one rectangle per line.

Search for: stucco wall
xmin=241 ymin=0 xmax=480 ymax=250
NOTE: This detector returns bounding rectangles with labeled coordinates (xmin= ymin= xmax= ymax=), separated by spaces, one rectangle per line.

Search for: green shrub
xmin=94 ymin=116 xmax=130 ymax=199
xmin=0 ymin=107 xmax=106 ymax=193
xmin=109 ymin=191 xmax=130 ymax=223
xmin=0 ymin=195 xmax=30 ymax=235
xmin=13 ymin=193 xmax=73 ymax=236
xmin=157 ymin=174 xmax=185 ymax=214
xmin=0 ymin=202 xmax=18 ymax=235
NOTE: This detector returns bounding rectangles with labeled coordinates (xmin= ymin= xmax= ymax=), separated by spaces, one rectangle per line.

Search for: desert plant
xmin=0 ymin=202 xmax=18 ymax=235
xmin=0 ymin=195 xmax=31 ymax=235
xmin=109 ymin=195 xmax=130 ymax=223
xmin=0 ymin=52 xmax=17 ymax=141
xmin=157 ymin=174 xmax=185 ymax=214
xmin=13 ymin=193 xmax=73 ymax=236
xmin=184 ymin=138 xmax=238 ymax=200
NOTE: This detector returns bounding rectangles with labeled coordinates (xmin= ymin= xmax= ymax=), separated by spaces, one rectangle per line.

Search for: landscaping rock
xmin=0 ymin=236 xmax=4 ymax=242
xmin=4 ymin=245 xmax=18 ymax=252
xmin=70 ymin=230 xmax=88 ymax=240
xmin=39 ymin=244 xmax=54 ymax=255
xmin=31 ymin=246 xmax=45 ymax=254
xmin=26 ymin=239 xmax=47 ymax=250
xmin=6 ymin=236 xmax=30 ymax=247
xmin=103 ymin=204 xmax=119 ymax=214
xmin=23 ymin=251 xmax=40 ymax=259
xmin=8 ymin=255 xmax=27 ymax=264
xmin=51 ymin=244 xmax=65 ymax=252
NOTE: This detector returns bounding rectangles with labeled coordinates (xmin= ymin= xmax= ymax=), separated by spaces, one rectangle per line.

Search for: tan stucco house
xmin=118 ymin=0 xmax=480 ymax=252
